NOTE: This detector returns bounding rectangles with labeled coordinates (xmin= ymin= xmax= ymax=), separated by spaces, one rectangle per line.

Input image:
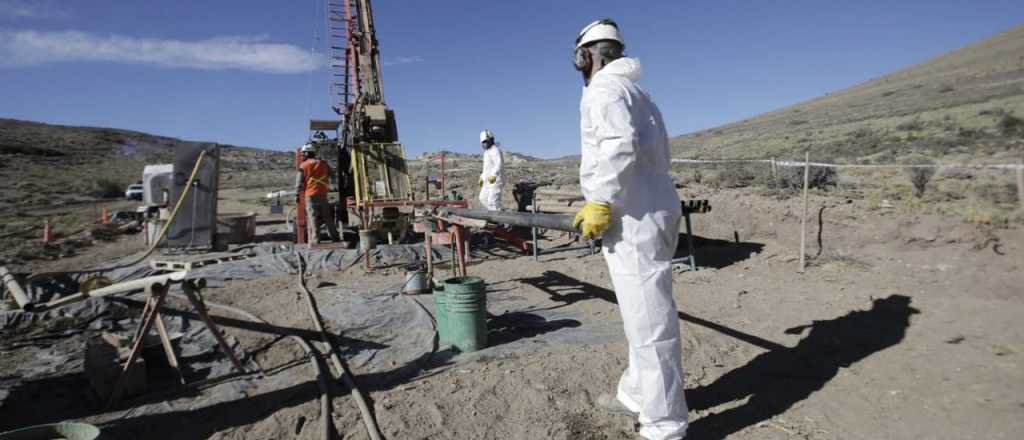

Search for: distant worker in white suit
xmin=477 ymin=129 xmax=504 ymax=211
xmin=571 ymin=19 xmax=688 ymax=439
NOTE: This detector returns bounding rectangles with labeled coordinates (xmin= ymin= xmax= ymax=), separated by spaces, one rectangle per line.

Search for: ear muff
xmin=573 ymin=46 xmax=591 ymax=71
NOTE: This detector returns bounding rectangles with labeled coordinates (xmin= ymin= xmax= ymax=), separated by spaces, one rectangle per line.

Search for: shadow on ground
xmin=487 ymin=311 xmax=581 ymax=346
xmin=515 ymin=270 xmax=785 ymax=351
xmin=515 ymin=270 xmax=917 ymax=438
xmin=676 ymin=234 xmax=765 ymax=270
xmin=686 ymin=295 xmax=918 ymax=439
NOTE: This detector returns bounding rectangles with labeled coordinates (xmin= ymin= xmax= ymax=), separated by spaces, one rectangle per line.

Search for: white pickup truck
xmin=124 ymin=183 xmax=144 ymax=200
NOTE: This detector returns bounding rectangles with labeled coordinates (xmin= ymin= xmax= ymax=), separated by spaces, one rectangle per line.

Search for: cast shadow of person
xmin=685 ymin=294 xmax=919 ymax=439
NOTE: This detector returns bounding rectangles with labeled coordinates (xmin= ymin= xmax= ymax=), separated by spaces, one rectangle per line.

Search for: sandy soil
xmin=4 ymin=181 xmax=1021 ymax=440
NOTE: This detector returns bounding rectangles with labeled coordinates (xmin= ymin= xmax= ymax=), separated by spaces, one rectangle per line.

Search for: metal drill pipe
xmin=438 ymin=208 xmax=577 ymax=232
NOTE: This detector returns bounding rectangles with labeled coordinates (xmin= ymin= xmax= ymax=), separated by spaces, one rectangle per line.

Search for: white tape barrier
xmin=671 ymin=158 xmax=1024 ymax=170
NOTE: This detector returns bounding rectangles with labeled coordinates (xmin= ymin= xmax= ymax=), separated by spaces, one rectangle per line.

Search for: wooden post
xmin=1017 ymin=160 xmax=1023 ymax=211
xmin=771 ymin=158 xmax=777 ymax=180
xmin=424 ymin=228 xmax=433 ymax=284
xmin=799 ymin=152 xmax=810 ymax=273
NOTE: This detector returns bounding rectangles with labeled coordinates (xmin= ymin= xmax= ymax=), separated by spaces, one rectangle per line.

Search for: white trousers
xmin=478 ymin=182 xmax=502 ymax=211
xmin=603 ymin=207 xmax=688 ymax=440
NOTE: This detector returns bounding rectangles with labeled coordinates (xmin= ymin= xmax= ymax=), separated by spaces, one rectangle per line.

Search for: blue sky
xmin=1 ymin=1 xmax=1022 ymax=158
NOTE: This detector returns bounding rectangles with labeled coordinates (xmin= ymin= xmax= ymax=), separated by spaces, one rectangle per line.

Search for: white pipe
xmin=1 ymin=266 xmax=33 ymax=311
xmin=34 ymin=271 xmax=188 ymax=312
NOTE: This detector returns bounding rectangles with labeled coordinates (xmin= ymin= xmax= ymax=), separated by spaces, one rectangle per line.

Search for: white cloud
xmin=0 ymin=30 xmax=322 ymax=74
xmin=382 ymin=55 xmax=424 ymax=67
xmin=0 ymin=0 xmax=71 ymax=20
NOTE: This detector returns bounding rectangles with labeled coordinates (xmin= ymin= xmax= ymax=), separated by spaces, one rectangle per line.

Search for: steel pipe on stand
xmin=436 ymin=208 xmax=577 ymax=233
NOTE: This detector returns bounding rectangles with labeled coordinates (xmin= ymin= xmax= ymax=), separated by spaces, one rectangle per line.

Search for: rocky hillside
xmin=0 ymin=118 xmax=292 ymax=209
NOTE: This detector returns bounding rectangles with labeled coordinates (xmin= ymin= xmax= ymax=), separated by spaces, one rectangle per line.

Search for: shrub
xmin=896 ymin=119 xmax=924 ymax=131
xmin=957 ymin=127 xmax=983 ymax=139
xmin=978 ymin=107 xmax=1006 ymax=117
xmin=937 ymin=85 xmax=955 ymax=93
xmin=92 ymin=179 xmax=123 ymax=198
xmin=902 ymin=156 xmax=936 ymax=198
xmin=713 ymin=165 xmax=758 ymax=188
xmin=998 ymin=112 xmax=1023 ymax=136
xmin=773 ymin=165 xmax=838 ymax=191
xmin=848 ymin=127 xmax=875 ymax=139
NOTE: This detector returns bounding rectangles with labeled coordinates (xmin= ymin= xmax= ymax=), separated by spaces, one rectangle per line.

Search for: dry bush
xmin=896 ymin=119 xmax=924 ymax=131
xmin=773 ymin=165 xmax=838 ymax=191
xmin=998 ymin=112 xmax=1023 ymax=137
xmin=711 ymin=165 xmax=760 ymax=188
xmin=973 ymin=183 xmax=1019 ymax=205
xmin=902 ymin=155 xmax=936 ymax=198
xmin=709 ymin=162 xmax=837 ymax=192
xmin=92 ymin=178 xmax=124 ymax=198
xmin=978 ymin=107 xmax=1006 ymax=117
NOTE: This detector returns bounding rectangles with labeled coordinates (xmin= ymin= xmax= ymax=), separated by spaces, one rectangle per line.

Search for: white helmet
xmin=300 ymin=143 xmax=315 ymax=153
xmin=479 ymin=130 xmax=494 ymax=143
xmin=575 ymin=19 xmax=624 ymax=50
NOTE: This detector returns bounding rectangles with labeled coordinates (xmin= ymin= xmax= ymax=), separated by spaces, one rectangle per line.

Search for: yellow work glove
xmin=572 ymin=201 xmax=611 ymax=240
xmin=487 ymin=175 xmax=497 ymax=184
xmin=478 ymin=177 xmax=484 ymax=187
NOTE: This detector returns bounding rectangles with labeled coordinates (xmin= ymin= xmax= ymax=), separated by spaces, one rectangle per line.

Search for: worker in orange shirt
xmin=295 ymin=143 xmax=340 ymax=244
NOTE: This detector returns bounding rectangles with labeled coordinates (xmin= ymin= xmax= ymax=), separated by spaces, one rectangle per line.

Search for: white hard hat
xmin=575 ymin=19 xmax=624 ymax=49
xmin=301 ymin=143 xmax=315 ymax=153
xmin=480 ymin=130 xmax=494 ymax=143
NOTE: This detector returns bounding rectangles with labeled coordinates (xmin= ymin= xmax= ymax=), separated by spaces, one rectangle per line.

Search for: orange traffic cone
xmin=43 ymin=218 xmax=52 ymax=243
xmin=102 ymin=208 xmax=110 ymax=224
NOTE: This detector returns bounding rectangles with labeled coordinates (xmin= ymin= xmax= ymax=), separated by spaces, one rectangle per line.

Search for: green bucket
xmin=0 ymin=422 xmax=100 ymax=440
xmin=433 ymin=285 xmax=450 ymax=344
xmin=443 ymin=276 xmax=488 ymax=353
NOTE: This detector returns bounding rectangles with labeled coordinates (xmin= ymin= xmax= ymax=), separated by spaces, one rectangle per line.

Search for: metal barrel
xmin=439 ymin=208 xmax=577 ymax=232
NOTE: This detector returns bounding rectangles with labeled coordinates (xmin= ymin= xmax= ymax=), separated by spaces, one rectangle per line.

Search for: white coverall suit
xmin=479 ymin=145 xmax=504 ymax=211
xmin=580 ymin=57 xmax=687 ymax=439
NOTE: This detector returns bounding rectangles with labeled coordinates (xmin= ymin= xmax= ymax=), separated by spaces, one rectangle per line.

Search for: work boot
xmin=595 ymin=394 xmax=637 ymax=416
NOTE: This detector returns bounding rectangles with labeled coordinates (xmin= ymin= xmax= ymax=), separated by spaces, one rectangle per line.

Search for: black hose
xmin=295 ymin=253 xmax=384 ymax=440
xmin=167 ymin=292 xmax=333 ymax=440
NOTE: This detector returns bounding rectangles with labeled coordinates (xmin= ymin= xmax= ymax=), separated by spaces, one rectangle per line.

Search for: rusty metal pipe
xmin=1 ymin=266 xmax=33 ymax=311
xmin=437 ymin=208 xmax=577 ymax=233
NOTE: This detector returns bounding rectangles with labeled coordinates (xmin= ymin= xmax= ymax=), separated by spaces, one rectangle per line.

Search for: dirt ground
xmin=3 ymin=180 xmax=1022 ymax=440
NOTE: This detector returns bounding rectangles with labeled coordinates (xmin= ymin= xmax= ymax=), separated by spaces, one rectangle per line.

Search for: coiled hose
xmin=295 ymin=253 xmax=384 ymax=440
xmin=28 ymin=150 xmax=208 ymax=284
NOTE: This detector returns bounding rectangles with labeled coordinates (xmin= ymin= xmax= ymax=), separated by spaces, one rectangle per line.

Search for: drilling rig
xmin=298 ymin=0 xmax=414 ymax=244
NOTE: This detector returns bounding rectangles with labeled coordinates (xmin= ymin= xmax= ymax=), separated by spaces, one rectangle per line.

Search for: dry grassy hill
xmin=0 ymin=119 xmax=293 ymax=264
xmin=0 ymin=118 xmax=292 ymax=210
xmin=671 ymin=25 xmax=1024 ymax=162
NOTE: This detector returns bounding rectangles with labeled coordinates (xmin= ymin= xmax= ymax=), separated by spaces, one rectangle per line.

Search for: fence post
xmin=1017 ymin=160 xmax=1024 ymax=211
xmin=799 ymin=152 xmax=810 ymax=273
xmin=771 ymin=158 xmax=777 ymax=180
